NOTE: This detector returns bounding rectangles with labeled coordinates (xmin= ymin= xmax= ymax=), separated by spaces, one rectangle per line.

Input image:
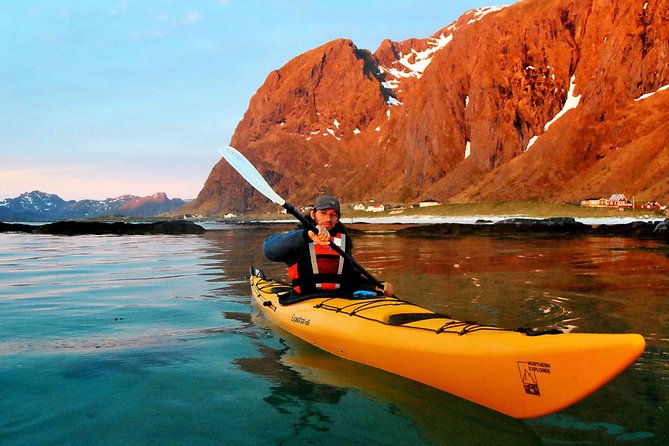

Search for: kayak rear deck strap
xmin=387 ymin=313 xmax=452 ymax=325
xmin=315 ymin=297 xmax=512 ymax=335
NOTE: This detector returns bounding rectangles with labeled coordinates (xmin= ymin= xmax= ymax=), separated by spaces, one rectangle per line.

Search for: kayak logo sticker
xmin=291 ymin=314 xmax=310 ymax=326
xmin=517 ymin=361 xmax=551 ymax=396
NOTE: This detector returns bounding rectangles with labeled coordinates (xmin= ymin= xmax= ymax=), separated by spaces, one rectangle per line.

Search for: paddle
xmin=219 ymin=145 xmax=385 ymax=289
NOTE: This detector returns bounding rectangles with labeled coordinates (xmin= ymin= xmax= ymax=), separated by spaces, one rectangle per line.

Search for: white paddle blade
xmin=219 ymin=146 xmax=286 ymax=206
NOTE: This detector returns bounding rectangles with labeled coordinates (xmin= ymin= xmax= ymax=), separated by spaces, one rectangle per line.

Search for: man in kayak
xmin=263 ymin=195 xmax=394 ymax=299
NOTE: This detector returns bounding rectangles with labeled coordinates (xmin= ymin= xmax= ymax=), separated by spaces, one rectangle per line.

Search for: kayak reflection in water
xmin=263 ymin=195 xmax=394 ymax=301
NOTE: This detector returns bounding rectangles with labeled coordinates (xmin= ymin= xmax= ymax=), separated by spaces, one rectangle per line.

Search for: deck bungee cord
xmin=250 ymin=267 xmax=562 ymax=337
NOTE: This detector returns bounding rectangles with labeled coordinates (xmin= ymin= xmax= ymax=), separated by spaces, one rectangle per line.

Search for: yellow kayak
xmin=249 ymin=268 xmax=645 ymax=419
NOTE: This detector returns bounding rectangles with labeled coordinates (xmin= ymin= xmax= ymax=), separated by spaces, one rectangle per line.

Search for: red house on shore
xmin=606 ymin=194 xmax=632 ymax=208
xmin=641 ymin=201 xmax=662 ymax=210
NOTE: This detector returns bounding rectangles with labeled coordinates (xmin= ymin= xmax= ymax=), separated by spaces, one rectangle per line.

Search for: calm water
xmin=0 ymin=225 xmax=667 ymax=445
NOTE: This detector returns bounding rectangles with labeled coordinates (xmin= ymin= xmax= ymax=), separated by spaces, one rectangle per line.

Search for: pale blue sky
xmin=1 ymin=0 xmax=503 ymax=200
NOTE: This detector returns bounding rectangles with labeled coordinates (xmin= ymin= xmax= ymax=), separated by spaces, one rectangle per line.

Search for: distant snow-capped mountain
xmin=0 ymin=191 xmax=187 ymax=221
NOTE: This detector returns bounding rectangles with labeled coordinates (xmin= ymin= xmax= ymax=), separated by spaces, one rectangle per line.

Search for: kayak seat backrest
xmin=387 ymin=312 xmax=452 ymax=326
xmin=278 ymin=289 xmax=335 ymax=306
xmin=270 ymin=286 xmax=291 ymax=294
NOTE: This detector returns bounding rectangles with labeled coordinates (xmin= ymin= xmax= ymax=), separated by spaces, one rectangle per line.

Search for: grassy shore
xmin=358 ymin=201 xmax=666 ymax=219
xmin=67 ymin=201 xmax=664 ymax=222
xmin=228 ymin=201 xmax=666 ymax=221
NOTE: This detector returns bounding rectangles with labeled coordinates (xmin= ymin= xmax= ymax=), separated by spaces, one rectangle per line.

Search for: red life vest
xmin=288 ymin=233 xmax=347 ymax=294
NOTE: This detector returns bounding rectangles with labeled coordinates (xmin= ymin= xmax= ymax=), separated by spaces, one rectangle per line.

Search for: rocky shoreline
xmin=1 ymin=217 xmax=668 ymax=242
xmin=394 ymin=217 xmax=669 ymax=242
xmin=0 ymin=220 xmax=206 ymax=235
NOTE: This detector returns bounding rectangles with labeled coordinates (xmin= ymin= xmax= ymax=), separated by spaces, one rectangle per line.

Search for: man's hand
xmin=307 ymin=225 xmax=331 ymax=246
xmin=377 ymin=282 xmax=394 ymax=297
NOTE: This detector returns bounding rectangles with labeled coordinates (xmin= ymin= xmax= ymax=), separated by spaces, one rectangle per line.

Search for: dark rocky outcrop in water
xmin=3 ymin=218 xmax=668 ymax=242
xmin=0 ymin=223 xmax=35 ymax=233
xmin=0 ymin=220 xmax=206 ymax=235
xmin=654 ymin=219 xmax=669 ymax=238
xmin=395 ymin=217 xmax=669 ymax=242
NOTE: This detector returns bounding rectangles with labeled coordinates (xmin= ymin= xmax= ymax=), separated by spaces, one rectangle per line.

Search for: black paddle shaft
xmin=282 ymin=203 xmax=385 ymax=289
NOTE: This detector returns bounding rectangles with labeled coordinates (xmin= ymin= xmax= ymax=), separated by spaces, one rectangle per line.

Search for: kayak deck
xmin=249 ymin=268 xmax=645 ymax=418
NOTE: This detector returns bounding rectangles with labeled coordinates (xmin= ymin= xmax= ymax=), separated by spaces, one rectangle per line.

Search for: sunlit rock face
xmin=187 ymin=0 xmax=669 ymax=215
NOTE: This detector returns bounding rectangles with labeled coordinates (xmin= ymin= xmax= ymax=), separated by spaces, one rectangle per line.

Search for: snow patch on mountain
xmin=526 ymin=75 xmax=582 ymax=151
xmin=467 ymin=6 xmax=509 ymax=24
xmin=380 ymin=32 xmax=454 ymax=82
xmin=378 ymin=5 xmax=509 ymax=106
xmin=634 ymin=83 xmax=669 ymax=101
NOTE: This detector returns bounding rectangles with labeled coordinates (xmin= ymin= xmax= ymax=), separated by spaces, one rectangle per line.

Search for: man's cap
xmin=313 ymin=195 xmax=341 ymax=215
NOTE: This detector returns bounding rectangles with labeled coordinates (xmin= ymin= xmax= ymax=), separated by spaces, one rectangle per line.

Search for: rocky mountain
xmin=0 ymin=191 xmax=187 ymax=221
xmin=184 ymin=0 xmax=669 ymax=215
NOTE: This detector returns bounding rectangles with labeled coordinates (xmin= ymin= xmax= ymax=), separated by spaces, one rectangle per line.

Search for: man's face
xmin=311 ymin=208 xmax=339 ymax=229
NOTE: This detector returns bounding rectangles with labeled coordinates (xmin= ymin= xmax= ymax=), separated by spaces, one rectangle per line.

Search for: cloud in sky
xmin=184 ymin=11 xmax=202 ymax=25
xmin=0 ymin=0 xmax=503 ymax=200
xmin=129 ymin=9 xmax=203 ymax=40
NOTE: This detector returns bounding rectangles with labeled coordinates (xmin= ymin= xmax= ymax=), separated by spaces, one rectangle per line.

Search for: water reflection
xmin=225 ymin=309 xmax=540 ymax=446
